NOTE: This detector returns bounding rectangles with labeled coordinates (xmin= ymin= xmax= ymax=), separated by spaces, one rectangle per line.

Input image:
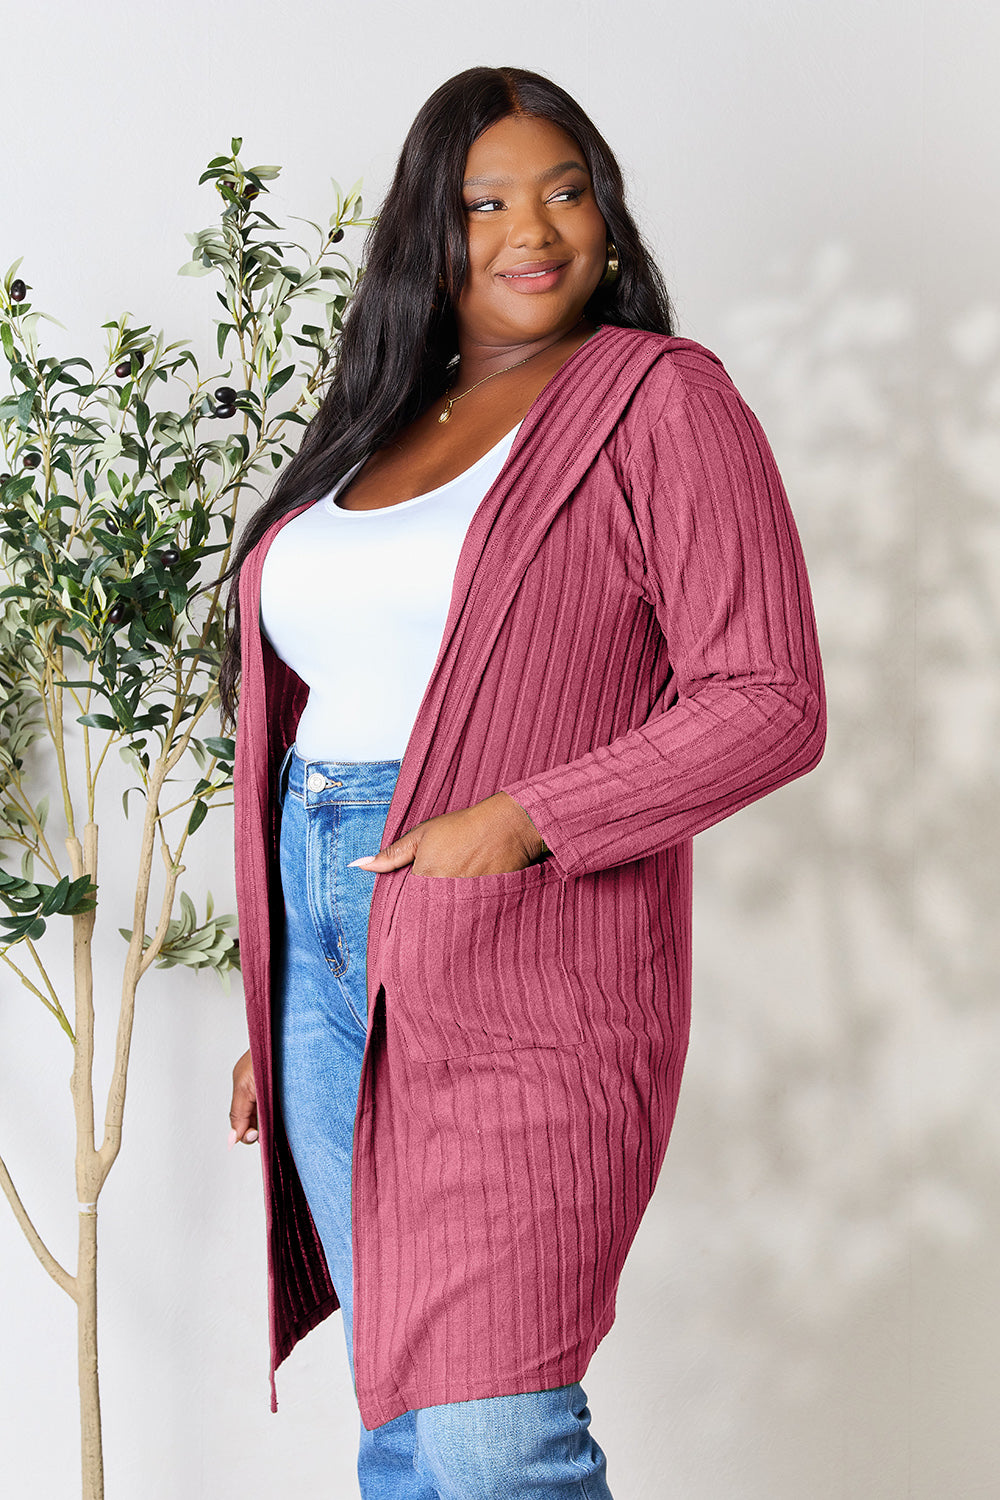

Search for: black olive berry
xmin=114 ymin=351 xmax=144 ymax=379
xmin=107 ymin=601 xmax=127 ymax=624
xmin=22 ymin=452 xmax=41 ymax=469
xmin=331 ymin=229 xmax=344 ymax=243
xmin=242 ymin=183 xmax=260 ymax=201
xmin=10 ymin=279 xmax=26 ymax=301
xmin=0 ymin=472 xmax=11 ymax=484
xmin=159 ymin=547 xmax=181 ymax=567
xmin=213 ymin=403 xmax=236 ymax=419
xmin=104 ymin=517 xmax=119 ymax=535
xmin=214 ymin=386 xmax=237 ymax=405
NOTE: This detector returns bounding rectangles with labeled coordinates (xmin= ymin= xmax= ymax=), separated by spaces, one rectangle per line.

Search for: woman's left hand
xmin=349 ymin=792 xmax=548 ymax=877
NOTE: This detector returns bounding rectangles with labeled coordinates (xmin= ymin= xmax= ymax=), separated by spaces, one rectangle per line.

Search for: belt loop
xmin=276 ymin=742 xmax=295 ymax=805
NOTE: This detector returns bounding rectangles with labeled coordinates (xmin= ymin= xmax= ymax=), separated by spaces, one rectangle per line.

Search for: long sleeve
xmin=499 ymin=360 xmax=826 ymax=880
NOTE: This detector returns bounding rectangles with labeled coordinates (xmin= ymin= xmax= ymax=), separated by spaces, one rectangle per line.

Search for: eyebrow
xmin=462 ymin=159 xmax=589 ymax=189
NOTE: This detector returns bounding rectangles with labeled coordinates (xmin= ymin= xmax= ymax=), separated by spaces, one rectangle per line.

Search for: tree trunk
xmin=78 ymin=1206 xmax=103 ymax=1499
xmin=67 ymin=824 xmax=104 ymax=1498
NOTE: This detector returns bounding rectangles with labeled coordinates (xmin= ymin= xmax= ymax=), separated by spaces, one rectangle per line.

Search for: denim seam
xmin=304 ymin=807 xmax=350 ymax=981
xmin=304 ymin=798 xmax=394 ymax=807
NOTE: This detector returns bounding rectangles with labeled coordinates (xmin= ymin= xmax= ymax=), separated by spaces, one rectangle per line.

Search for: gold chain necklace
xmin=438 ymin=317 xmax=587 ymax=424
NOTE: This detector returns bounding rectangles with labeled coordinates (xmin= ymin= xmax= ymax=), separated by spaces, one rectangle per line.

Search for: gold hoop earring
xmin=599 ymin=242 xmax=620 ymax=288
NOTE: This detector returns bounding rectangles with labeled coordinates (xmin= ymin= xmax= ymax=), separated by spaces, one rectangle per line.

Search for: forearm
xmin=499 ymin=672 xmax=825 ymax=880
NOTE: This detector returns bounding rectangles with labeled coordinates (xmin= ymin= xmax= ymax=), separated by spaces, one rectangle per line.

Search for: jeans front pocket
xmin=386 ymin=860 xmax=585 ymax=1063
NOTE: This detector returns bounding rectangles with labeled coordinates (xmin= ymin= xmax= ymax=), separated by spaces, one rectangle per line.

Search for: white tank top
xmin=259 ymin=422 xmax=523 ymax=761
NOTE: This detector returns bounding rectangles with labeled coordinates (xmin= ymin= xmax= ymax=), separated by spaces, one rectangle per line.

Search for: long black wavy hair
xmin=217 ymin=64 xmax=676 ymax=725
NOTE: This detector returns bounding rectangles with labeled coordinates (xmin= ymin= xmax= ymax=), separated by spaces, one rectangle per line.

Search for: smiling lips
xmin=498 ymin=259 xmax=569 ymax=290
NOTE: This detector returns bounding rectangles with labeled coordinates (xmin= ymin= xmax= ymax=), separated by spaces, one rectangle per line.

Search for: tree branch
xmin=0 ymin=1151 xmax=77 ymax=1299
xmin=68 ymin=825 xmax=101 ymax=1207
xmin=97 ymin=754 xmax=168 ymax=1177
xmin=0 ymin=949 xmax=75 ymax=1040
xmin=138 ymin=842 xmax=184 ymax=980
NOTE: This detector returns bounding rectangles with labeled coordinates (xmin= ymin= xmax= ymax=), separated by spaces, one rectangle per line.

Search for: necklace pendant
xmin=438 ymin=404 xmax=451 ymax=423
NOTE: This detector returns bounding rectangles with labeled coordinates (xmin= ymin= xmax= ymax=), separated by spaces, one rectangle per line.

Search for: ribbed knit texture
xmin=233 ymin=326 xmax=826 ymax=1426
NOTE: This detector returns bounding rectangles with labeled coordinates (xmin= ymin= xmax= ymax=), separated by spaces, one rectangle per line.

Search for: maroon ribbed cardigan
xmin=233 ymin=326 xmax=826 ymax=1427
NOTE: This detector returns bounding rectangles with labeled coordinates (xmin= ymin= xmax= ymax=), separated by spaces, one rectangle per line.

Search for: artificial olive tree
xmin=0 ymin=140 xmax=368 ymax=1500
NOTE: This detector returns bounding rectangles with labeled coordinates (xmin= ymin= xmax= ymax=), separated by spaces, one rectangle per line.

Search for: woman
xmin=223 ymin=65 xmax=825 ymax=1499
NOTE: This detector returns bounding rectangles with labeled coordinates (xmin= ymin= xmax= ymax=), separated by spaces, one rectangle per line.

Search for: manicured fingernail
xmin=244 ymin=1129 xmax=258 ymax=1144
xmin=227 ymin=1128 xmax=238 ymax=1150
xmin=349 ymin=857 xmax=376 ymax=868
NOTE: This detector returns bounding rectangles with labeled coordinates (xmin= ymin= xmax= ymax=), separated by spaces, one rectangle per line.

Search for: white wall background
xmin=1 ymin=2 xmax=995 ymax=1496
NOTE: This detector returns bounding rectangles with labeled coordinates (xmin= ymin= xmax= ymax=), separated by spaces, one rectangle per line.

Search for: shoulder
xmin=596 ymin=329 xmax=768 ymax=473
xmin=597 ymin=330 xmax=770 ymax=491
xmin=592 ymin=328 xmax=748 ymax=457
xmin=598 ymin=327 xmax=740 ymax=413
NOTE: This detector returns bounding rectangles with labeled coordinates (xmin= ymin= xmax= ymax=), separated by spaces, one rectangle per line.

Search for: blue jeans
xmin=274 ymin=748 xmax=613 ymax=1500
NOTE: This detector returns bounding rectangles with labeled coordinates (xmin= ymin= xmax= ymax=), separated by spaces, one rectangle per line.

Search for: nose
xmin=507 ymin=198 xmax=558 ymax=250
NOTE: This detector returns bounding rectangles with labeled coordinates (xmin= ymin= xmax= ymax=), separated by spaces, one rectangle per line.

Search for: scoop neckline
xmin=321 ymin=323 xmax=610 ymax=517
xmin=325 ymin=420 xmax=525 ymax=516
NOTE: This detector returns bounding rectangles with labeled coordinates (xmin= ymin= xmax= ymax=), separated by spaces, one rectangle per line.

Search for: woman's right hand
xmin=229 ymin=1048 xmax=259 ymax=1147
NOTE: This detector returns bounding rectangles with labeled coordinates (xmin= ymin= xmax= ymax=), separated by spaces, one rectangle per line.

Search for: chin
xmin=501 ymin=298 xmax=589 ymax=327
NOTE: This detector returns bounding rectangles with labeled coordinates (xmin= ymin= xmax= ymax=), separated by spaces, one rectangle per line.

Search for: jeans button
xmin=307 ymin=771 xmax=327 ymax=792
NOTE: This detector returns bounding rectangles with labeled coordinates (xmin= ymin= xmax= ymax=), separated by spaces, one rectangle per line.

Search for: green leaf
xmin=1 ymin=475 xmax=37 ymax=502
xmin=135 ymin=399 xmax=150 ymax=437
xmin=77 ymin=713 xmax=119 ymax=730
xmin=16 ymin=389 xmax=35 ymax=429
xmin=187 ymin=800 xmax=208 ymax=835
xmin=65 ymin=876 xmax=97 ymax=915
xmin=204 ymin=736 xmax=235 ymax=760
xmin=39 ymin=877 xmax=70 ymax=917
xmin=265 ymin=364 xmax=295 ymax=398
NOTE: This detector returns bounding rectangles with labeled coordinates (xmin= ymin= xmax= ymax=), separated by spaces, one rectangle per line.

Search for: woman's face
xmin=455 ymin=114 xmax=609 ymax=348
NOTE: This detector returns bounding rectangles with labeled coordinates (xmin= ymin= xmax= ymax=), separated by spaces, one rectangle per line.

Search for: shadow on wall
xmin=596 ymin=244 xmax=999 ymax=1497
xmin=709 ymin=241 xmax=996 ymax=1284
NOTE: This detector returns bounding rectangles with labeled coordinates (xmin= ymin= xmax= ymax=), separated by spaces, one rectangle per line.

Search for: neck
xmin=451 ymin=314 xmax=593 ymax=393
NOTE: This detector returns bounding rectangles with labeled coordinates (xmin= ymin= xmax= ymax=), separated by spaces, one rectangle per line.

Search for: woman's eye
xmin=466 ymin=186 xmax=585 ymax=213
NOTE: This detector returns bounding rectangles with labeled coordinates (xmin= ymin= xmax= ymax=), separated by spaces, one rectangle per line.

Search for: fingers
xmin=229 ymin=1048 xmax=259 ymax=1147
xmin=349 ymin=833 xmax=419 ymax=872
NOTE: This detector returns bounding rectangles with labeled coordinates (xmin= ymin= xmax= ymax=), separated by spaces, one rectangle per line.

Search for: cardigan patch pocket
xmin=386 ymin=860 xmax=585 ymax=1063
